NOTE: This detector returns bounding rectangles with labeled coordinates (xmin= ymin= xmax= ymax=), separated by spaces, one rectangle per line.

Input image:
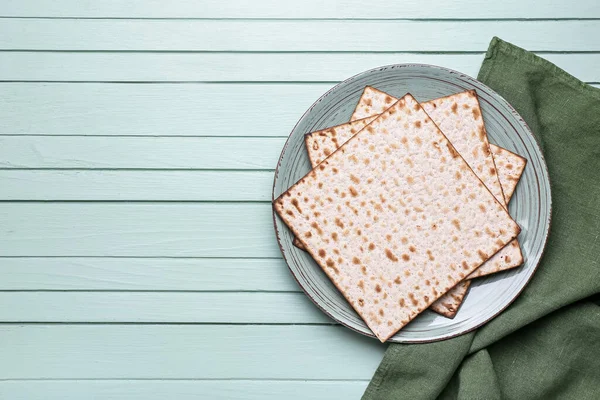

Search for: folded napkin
xmin=362 ymin=37 xmax=600 ymax=400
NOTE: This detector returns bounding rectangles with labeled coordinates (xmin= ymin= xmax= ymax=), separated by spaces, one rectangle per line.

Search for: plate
xmin=272 ymin=64 xmax=551 ymax=343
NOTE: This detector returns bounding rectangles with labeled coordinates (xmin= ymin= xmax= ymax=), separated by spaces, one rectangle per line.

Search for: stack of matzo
xmin=274 ymin=93 xmax=522 ymax=342
xmin=297 ymin=87 xmax=527 ymax=318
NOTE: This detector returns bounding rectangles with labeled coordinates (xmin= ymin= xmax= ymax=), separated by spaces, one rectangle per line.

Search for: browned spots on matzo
xmin=349 ymin=186 xmax=359 ymax=197
xmin=485 ymin=227 xmax=494 ymax=236
xmin=451 ymin=103 xmax=458 ymax=114
xmin=490 ymin=167 xmax=496 ymax=175
xmin=379 ymin=309 xmax=384 ymax=316
xmin=366 ymin=126 xmax=375 ymax=134
xmin=479 ymin=204 xmax=486 ymax=212
xmin=409 ymin=245 xmax=416 ymax=252
xmin=331 ymin=232 xmax=338 ymax=241
xmin=452 ymin=219 xmax=461 ymax=230
xmin=462 ymin=261 xmax=469 ymax=270
xmin=323 ymin=148 xmax=331 ymax=156
xmin=304 ymin=231 xmax=312 ymax=239
xmin=385 ymin=249 xmax=399 ymax=262
xmin=478 ymin=250 xmax=488 ymax=260
xmin=311 ymin=222 xmax=323 ymax=235
xmin=472 ymin=107 xmax=481 ymax=119
xmin=364 ymin=98 xmax=372 ymax=107
xmin=358 ymin=298 xmax=364 ymax=307
xmin=400 ymin=136 xmax=408 ymax=145
xmin=361 ymin=266 xmax=367 ymax=275
xmin=402 ymin=254 xmax=410 ymax=261
xmin=349 ymin=154 xmax=359 ymax=163
xmin=358 ymin=280 xmax=364 ymax=289
xmin=426 ymin=250 xmax=435 ymax=261
xmin=455 ymin=171 xmax=462 ymax=180
xmin=506 ymin=163 xmax=513 ymax=170
xmin=408 ymin=293 xmax=418 ymax=306
xmin=478 ymin=125 xmax=486 ymax=140
xmin=447 ymin=143 xmax=459 ymax=158
xmin=505 ymin=256 xmax=512 ymax=263
xmin=350 ymin=174 xmax=360 ymax=184
xmin=286 ymin=210 xmax=294 ymax=217
xmin=353 ymin=257 xmax=361 ymax=265
xmin=326 ymin=259 xmax=339 ymax=273
xmin=482 ymin=144 xmax=490 ymax=156
xmin=369 ymin=243 xmax=376 ymax=251
xmin=334 ymin=218 xmax=344 ymax=229
xmin=415 ymin=121 xmax=421 ymax=128
xmin=407 ymin=176 xmax=415 ymax=184
xmin=375 ymin=284 xmax=382 ymax=293
xmin=399 ymin=298 xmax=405 ymax=307
xmin=312 ymin=141 xmax=319 ymax=150
xmin=318 ymin=249 xmax=326 ymax=257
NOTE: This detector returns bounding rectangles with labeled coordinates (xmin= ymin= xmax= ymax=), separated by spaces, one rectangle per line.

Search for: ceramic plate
xmin=272 ymin=64 xmax=551 ymax=343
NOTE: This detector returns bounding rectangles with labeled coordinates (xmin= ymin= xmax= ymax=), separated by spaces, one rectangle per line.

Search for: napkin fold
xmin=362 ymin=37 xmax=600 ymax=400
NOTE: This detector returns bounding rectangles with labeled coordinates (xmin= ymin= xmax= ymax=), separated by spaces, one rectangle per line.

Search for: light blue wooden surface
xmin=0 ymin=1 xmax=598 ymax=398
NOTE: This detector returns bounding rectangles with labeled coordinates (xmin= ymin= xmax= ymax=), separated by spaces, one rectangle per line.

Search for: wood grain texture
xmin=0 ymin=292 xmax=332 ymax=323
xmin=0 ymin=83 xmax=325 ymax=136
xmin=0 ymin=20 xmax=597 ymax=51
xmin=0 ymin=203 xmax=280 ymax=257
xmin=2 ymin=52 xmax=599 ymax=83
xmin=0 ymin=380 xmax=369 ymax=400
xmin=0 ymin=137 xmax=285 ymax=169
xmin=0 ymin=324 xmax=385 ymax=379
xmin=0 ymin=257 xmax=293 ymax=291
xmin=2 ymin=0 xmax=598 ymax=18
xmin=0 ymin=170 xmax=273 ymax=201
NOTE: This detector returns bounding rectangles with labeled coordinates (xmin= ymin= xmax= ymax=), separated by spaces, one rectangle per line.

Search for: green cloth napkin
xmin=362 ymin=37 xmax=600 ymax=400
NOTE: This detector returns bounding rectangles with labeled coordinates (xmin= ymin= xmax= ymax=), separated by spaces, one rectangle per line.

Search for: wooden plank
xmin=0 ymin=324 xmax=385 ymax=379
xmin=0 ymin=292 xmax=331 ymax=323
xmin=1 ymin=0 xmax=598 ymax=18
xmin=0 ymin=380 xmax=369 ymax=400
xmin=0 ymin=83 xmax=327 ymax=136
xmin=0 ymin=170 xmax=273 ymax=201
xmin=2 ymin=52 xmax=599 ymax=83
xmin=0 ymin=19 xmax=597 ymax=51
xmin=0 ymin=257 xmax=297 ymax=291
xmin=0 ymin=203 xmax=280 ymax=257
xmin=0 ymin=137 xmax=286 ymax=169
xmin=0 ymin=137 xmax=285 ymax=169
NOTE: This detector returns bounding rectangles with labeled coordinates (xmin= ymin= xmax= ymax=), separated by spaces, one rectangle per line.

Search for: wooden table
xmin=0 ymin=2 xmax=598 ymax=398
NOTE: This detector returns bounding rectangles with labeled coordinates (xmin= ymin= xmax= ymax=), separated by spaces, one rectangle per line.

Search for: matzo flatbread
xmin=490 ymin=144 xmax=527 ymax=204
xmin=350 ymin=87 xmax=524 ymax=280
xmin=429 ymin=280 xmax=471 ymax=317
xmin=304 ymin=116 xmax=469 ymax=318
xmin=302 ymin=89 xmax=525 ymax=317
xmin=274 ymin=93 xmax=520 ymax=341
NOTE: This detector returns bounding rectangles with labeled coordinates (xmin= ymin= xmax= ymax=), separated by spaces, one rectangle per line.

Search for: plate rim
xmin=271 ymin=63 xmax=552 ymax=343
